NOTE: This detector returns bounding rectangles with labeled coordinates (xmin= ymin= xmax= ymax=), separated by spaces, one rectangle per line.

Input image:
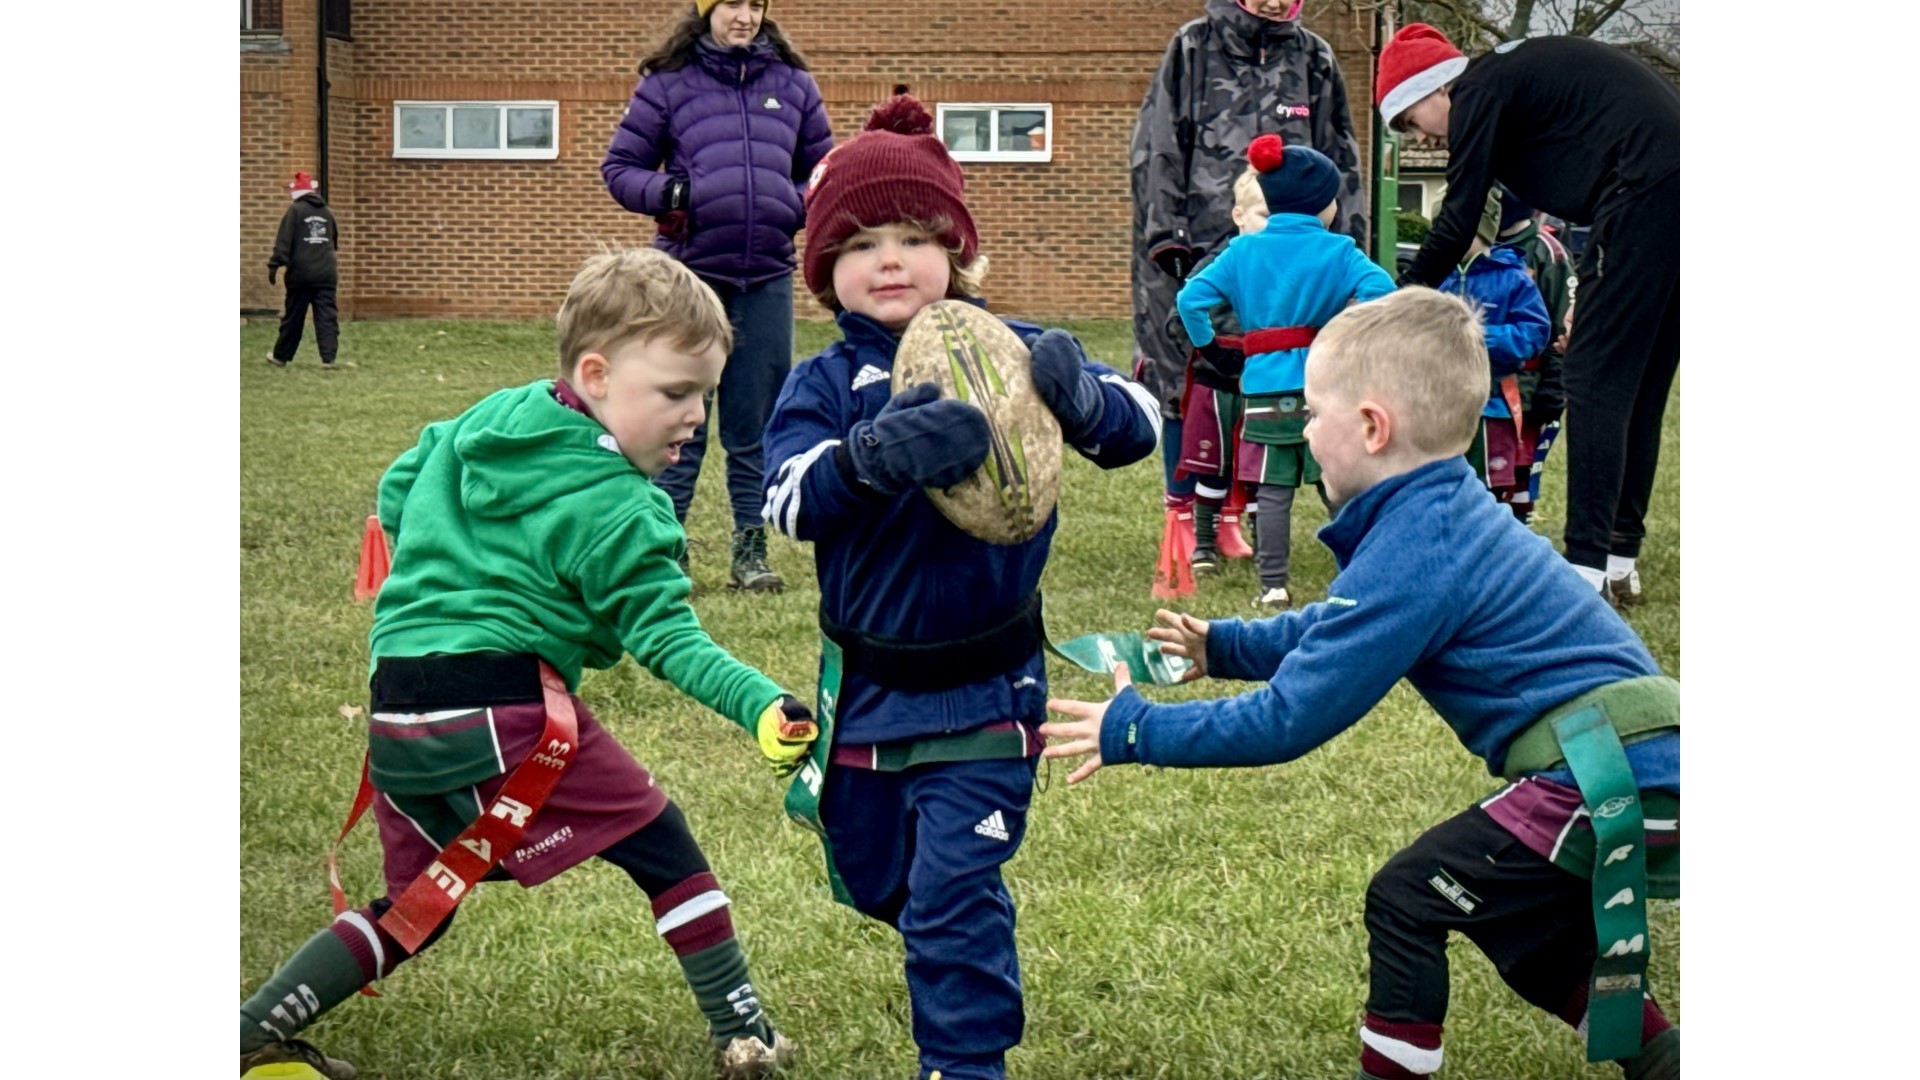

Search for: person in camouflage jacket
xmin=1129 ymin=0 xmax=1367 ymax=447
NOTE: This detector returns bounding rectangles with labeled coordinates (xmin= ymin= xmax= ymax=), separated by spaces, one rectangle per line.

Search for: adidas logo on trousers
xmin=974 ymin=810 xmax=1009 ymax=841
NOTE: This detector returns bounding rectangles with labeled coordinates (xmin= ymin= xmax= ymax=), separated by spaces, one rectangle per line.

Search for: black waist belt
xmin=370 ymin=651 xmax=545 ymax=710
xmin=820 ymin=592 xmax=1043 ymax=692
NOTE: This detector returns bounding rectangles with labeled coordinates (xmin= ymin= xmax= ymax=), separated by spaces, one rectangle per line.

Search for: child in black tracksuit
xmin=267 ymin=170 xmax=341 ymax=368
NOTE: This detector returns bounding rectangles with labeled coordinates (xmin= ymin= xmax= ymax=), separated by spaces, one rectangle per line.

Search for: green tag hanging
xmin=1046 ymin=630 xmax=1194 ymax=686
xmin=1551 ymin=704 xmax=1651 ymax=1063
xmin=783 ymin=636 xmax=856 ymax=908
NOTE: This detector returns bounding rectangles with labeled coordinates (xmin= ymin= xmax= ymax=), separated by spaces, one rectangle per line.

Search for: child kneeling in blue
xmin=1043 ymin=288 xmax=1678 ymax=1080
xmin=761 ymin=90 xmax=1161 ymax=1080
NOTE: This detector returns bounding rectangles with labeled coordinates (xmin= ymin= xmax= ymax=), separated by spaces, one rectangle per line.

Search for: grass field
xmin=240 ymin=318 xmax=1678 ymax=1080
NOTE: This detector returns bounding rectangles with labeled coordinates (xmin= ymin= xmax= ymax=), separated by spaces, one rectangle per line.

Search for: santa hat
xmin=1375 ymin=24 xmax=1468 ymax=128
xmin=288 ymin=171 xmax=319 ymax=199
xmin=1247 ymin=134 xmax=1340 ymax=218
xmin=802 ymin=86 xmax=977 ymax=299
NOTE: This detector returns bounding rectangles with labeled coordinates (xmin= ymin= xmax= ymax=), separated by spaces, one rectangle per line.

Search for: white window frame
xmin=934 ymin=103 xmax=1052 ymax=164
xmin=392 ymin=101 xmax=560 ymax=161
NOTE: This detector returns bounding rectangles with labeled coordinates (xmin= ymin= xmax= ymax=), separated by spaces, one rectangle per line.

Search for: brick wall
xmin=239 ymin=0 xmax=1377 ymax=321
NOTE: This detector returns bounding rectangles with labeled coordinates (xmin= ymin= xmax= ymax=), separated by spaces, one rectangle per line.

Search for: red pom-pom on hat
xmin=1248 ymin=134 xmax=1286 ymax=174
xmin=865 ymin=86 xmax=934 ymax=136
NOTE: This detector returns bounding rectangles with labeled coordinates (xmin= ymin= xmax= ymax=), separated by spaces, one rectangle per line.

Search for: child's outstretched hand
xmin=1145 ymin=608 xmax=1209 ymax=681
xmin=1041 ymin=662 xmax=1132 ymax=785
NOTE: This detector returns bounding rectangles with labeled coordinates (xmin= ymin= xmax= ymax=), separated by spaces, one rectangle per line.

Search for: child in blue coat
xmin=1043 ymin=288 xmax=1679 ymax=1080
xmin=761 ymin=90 xmax=1160 ymax=1080
xmin=1438 ymin=187 xmax=1552 ymax=494
xmin=1175 ymin=134 xmax=1394 ymax=609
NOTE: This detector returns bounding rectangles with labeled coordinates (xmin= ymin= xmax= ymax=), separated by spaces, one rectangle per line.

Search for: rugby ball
xmin=892 ymin=300 xmax=1062 ymax=544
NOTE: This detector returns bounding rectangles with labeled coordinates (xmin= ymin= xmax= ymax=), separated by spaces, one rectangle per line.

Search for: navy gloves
xmin=1029 ymin=330 xmax=1105 ymax=444
xmin=267 ymin=264 xmax=279 ymax=285
xmin=843 ymin=382 xmax=992 ymax=496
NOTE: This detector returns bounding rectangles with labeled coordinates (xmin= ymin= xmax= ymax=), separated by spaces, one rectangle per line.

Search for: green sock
xmin=1194 ymin=500 xmax=1218 ymax=549
xmin=678 ymin=938 xmax=773 ymax=1046
xmin=239 ymin=927 xmax=370 ymax=1052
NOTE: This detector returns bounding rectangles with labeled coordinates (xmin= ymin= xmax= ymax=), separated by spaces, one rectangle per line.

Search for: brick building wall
xmin=238 ymin=0 xmax=1377 ymax=322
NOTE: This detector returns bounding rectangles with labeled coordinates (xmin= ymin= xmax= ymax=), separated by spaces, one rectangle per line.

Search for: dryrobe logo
xmin=1276 ymin=103 xmax=1311 ymax=119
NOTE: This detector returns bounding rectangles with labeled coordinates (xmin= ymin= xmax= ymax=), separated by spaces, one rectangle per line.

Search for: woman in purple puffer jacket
xmin=603 ymin=0 xmax=833 ymax=594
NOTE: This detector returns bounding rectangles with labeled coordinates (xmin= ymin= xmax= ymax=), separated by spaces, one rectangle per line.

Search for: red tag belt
xmin=328 ymin=661 xmax=579 ymax=983
xmin=1240 ymin=326 xmax=1318 ymax=354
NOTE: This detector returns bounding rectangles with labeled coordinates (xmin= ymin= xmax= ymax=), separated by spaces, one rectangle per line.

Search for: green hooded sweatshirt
xmin=371 ymin=380 xmax=782 ymax=742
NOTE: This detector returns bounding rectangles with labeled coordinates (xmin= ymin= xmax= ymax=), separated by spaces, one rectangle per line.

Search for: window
xmin=1397 ymin=182 xmax=1427 ymax=216
xmin=935 ymin=103 xmax=1052 ymax=163
xmin=242 ymin=0 xmax=282 ymax=32
xmin=393 ymin=102 xmax=559 ymax=160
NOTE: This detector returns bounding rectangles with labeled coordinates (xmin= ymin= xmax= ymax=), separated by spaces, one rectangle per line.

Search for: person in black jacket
xmin=1376 ymin=26 xmax=1678 ymax=607
xmin=267 ymin=171 xmax=341 ymax=369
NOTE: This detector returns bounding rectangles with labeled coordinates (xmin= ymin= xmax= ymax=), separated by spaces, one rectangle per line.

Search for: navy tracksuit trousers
xmin=822 ymin=756 xmax=1038 ymax=1080
xmin=652 ymin=272 xmax=794 ymax=530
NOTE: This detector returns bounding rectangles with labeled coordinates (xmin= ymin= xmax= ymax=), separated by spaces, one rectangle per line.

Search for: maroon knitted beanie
xmin=802 ymin=87 xmax=977 ymax=298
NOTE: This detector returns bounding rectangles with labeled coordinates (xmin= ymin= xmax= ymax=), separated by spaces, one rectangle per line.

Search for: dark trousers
xmin=822 ymin=756 xmax=1038 ymax=1080
xmin=653 ymin=273 xmax=794 ymax=530
xmin=1363 ymin=804 xmax=1596 ymax=1027
xmin=274 ymin=282 xmax=339 ymax=364
xmin=1559 ymin=172 xmax=1681 ymax=569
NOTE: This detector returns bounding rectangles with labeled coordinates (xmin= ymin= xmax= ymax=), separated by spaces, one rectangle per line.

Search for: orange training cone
xmin=354 ymin=515 xmax=391 ymax=602
xmin=1151 ymin=507 xmax=1196 ymax=599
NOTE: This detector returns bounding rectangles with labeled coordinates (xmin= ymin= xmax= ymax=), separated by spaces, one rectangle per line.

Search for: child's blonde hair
xmin=1232 ymin=167 xmax=1265 ymax=216
xmin=807 ymin=215 xmax=989 ymax=312
xmin=555 ymin=248 xmax=731 ymax=377
xmin=1310 ymin=288 xmax=1488 ymax=455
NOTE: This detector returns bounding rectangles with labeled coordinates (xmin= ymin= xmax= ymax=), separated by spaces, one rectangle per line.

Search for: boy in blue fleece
xmin=1175 ymin=134 xmax=1394 ymax=609
xmin=761 ymin=90 xmax=1160 ymax=1080
xmin=1438 ymin=187 xmax=1551 ymax=495
xmin=1042 ymin=288 xmax=1679 ymax=1080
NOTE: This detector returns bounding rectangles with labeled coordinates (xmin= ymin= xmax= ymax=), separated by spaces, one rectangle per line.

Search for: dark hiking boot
xmin=729 ymin=526 xmax=784 ymax=593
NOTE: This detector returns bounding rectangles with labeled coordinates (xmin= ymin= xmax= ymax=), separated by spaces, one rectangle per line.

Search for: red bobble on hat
xmin=1375 ymin=23 xmax=1468 ymax=127
xmin=802 ymin=87 xmax=977 ymax=299
xmin=288 ymin=171 xmax=318 ymax=195
xmin=1248 ymin=134 xmax=1286 ymax=174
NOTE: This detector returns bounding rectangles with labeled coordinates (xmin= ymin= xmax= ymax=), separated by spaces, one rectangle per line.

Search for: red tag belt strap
xmin=1499 ymin=374 xmax=1525 ymax=447
xmin=1240 ymin=326 xmax=1317 ymax=355
xmin=327 ymin=660 xmax=580 ymax=965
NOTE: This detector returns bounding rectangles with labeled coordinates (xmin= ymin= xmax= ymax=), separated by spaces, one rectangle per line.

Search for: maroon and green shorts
xmin=370 ymin=695 xmax=669 ymax=894
xmin=1237 ymin=390 xmax=1319 ymax=488
xmin=1177 ymin=378 xmax=1243 ymax=480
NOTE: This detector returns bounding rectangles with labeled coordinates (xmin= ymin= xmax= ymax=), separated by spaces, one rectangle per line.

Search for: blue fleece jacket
xmin=1098 ymin=456 xmax=1678 ymax=790
xmin=763 ymin=308 xmax=1161 ymax=744
xmin=1437 ymin=246 xmax=1552 ymax=419
xmin=1175 ymin=213 xmax=1395 ymax=394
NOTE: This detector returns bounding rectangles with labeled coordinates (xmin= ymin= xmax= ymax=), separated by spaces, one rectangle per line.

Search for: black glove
xmin=843 ymin=383 xmax=992 ymax=496
xmin=1029 ymin=329 xmax=1105 ymax=443
xmin=664 ymin=177 xmax=689 ymax=212
xmin=267 ymin=265 xmax=279 ymax=285
xmin=1150 ymin=234 xmax=1197 ymax=281
xmin=1197 ymin=339 xmax=1245 ymax=379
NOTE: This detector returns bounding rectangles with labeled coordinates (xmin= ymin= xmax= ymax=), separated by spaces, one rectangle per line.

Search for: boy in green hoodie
xmin=239 ymin=248 xmax=818 ymax=1080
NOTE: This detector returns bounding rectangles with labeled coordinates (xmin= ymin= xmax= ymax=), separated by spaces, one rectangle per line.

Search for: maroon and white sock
xmin=1359 ymin=1014 xmax=1444 ymax=1079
